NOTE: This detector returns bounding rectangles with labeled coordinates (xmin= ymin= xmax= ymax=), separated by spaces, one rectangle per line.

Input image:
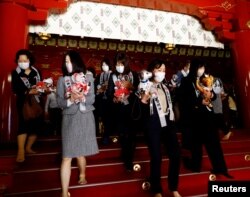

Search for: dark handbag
xmin=23 ymin=94 xmax=43 ymax=120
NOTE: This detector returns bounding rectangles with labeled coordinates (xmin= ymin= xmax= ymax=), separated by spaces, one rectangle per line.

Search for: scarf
xmin=16 ymin=66 xmax=41 ymax=103
xmin=99 ymin=71 xmax=111 ymax=85
xmin=149 ymin=83 xmax=174 ymax=127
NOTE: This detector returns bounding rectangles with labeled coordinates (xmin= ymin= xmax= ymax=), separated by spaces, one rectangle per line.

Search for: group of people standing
xmin=12 ymin=49 xmax=236 ymax=197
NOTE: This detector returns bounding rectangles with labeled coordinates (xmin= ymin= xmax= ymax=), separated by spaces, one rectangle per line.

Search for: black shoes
xmin=220 ymin=172 xmax=234 ymax=179
xmin=210 ymin=169 xmax=234 ymax=179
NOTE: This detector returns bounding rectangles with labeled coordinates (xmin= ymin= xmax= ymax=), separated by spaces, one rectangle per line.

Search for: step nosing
xmin=6 ymin=166 xmax=250 ymax=196
xmin=13 ymin=160 xmax=151 ymax=174
xmin=13 ymin=151 xmax=250 ymax=174
xmin=0 ymin=146 xmax=149 ymax=158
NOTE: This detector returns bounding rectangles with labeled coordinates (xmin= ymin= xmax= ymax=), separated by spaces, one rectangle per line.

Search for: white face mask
xmin=66 ymin=62 xmax=73 ymax=73
xmin=116 ymin=65 xmax=124 ymax=74
xmin=213 ymin=86 xmax=222 ymax=94
xmin=197 ymin=68 xmax=205 ymax=77
xmin=154 ymin=71 xmax=165 ymax=83
xmin=18 ymin=62 xmax=29 ymax=70
xmin=102 ymin=63 xmax=109 ymax=72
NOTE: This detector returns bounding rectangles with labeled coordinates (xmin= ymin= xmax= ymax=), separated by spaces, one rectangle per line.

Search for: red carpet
xmin=0 ymin=129 xmax=250 ymax=197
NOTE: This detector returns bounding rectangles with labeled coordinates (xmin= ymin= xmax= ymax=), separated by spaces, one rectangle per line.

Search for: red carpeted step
xmin=1 ymin=129 xmax=250 ymax=197
xmin=6 ymin=152 xmax=250 ymax=195
xmin=4 ymin=167 xmax=250 ymax=197
xmin=4 ymin=138 xmax=250 ymax=173
xmin=9 ymin=146 xmax=149 ymax=172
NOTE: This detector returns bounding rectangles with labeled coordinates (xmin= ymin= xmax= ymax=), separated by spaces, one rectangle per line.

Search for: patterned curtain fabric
xmin=29 ymin=1 xmax=224 ymax=48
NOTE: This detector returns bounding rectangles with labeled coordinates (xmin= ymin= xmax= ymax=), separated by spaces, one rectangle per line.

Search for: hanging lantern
xmin=38 ymin=32 xmax=51 ymax=41
xmin=165 ymin=43 xmax=175 ymax=50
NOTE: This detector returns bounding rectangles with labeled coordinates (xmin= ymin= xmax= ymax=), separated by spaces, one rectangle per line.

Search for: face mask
xmin=213 ymin=86 xmax=222 ymax=94
xmin=18 ymin=62 xmax=29 ymax=70
xmin=102 ymin=63 xmax=109 ymax=72
xmin=197 ymin=68 xmax=205 ymax=77
xmin=116 ymin=65 xmax=124 ymax=74
xmin=154 ymin=71 xmax=165 ymax=83
xmin=66 ymin=62 xmax=73 ymax=73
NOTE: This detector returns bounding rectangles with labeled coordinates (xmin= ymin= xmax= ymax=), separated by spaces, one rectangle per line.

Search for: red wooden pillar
xmin=0 ymin=2 xmax=29 ymax=143
xmin=231 ymin=1 xmax=250 ymax=129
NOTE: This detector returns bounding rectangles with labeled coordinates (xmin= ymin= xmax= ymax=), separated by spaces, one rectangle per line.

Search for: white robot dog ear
xmin=141 ymin=72 xmax=145 ymax=79
xmin=147 ymin=72 xmax=153 ymax=78
xmin=139 ymin=70 xmax=145 ymax=79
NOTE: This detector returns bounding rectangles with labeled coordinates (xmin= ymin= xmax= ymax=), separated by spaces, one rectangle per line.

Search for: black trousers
xmin=98 ymin=97 xmax=114 ymax=138
xmin=214 ymin=113 xmax=230 ymax=135
xmin=189 ymin=113 xmax=228 ymax=174
xmin=114 ymin=103 xmax=136 ymax=170
xmin=48 ymin=107 xmax=62 ymax=135
xmin=145 ymin=113 xmax=181 ymax=193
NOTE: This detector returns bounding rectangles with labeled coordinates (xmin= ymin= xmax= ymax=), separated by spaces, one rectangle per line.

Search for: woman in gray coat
xmin=57 ymin=50 xmax=99 ymax=197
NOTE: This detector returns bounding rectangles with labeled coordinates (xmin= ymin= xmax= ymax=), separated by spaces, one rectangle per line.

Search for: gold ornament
xmin=142 ymin=181 xmax=151 ymax=190
xmin=246 ymin=20 xmax=250 ymax=29
xmin=244 ymin=154 xmax=250 ymax=161
xmin=112 ymin=137 xmax=118 ymax=143
xmin=133 ymin=164 xmax=141 ymax=172
xmin=209 ymin=174 xmax=216 ymax=181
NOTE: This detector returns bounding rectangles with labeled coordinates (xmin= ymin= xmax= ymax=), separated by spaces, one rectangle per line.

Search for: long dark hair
xmin=61 ymin=50 xmax=87 ymax=76
xmin=113 ymin=52 xmax=130 ymax=75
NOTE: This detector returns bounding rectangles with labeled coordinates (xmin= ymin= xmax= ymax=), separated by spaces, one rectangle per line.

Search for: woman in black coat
xmin=11 ymin=49 xmax=43 ymax=162
xmin=106 ymin=52 xmax=139 ymax=171
xmin=178 ymin=58 xmax=233 ymax=178
xmin=140 ymin=59 xmax=181 ymax=197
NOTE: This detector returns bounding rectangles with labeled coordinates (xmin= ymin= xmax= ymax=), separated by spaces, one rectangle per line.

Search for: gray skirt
xmin=61 ymin=110 xmax=99 ymax=158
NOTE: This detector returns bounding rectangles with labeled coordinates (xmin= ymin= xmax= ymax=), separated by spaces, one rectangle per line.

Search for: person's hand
xmin=70 ymin=90 xmax=85 ymax=102
xmin=221 ymin=93 xmax=227 ymax=100
xmin=97 ymin=88 xmax=104 ymax=94
xmin=202 ymin=98 xmax=211 ymax=106
xmin=141 ymin=93 xmax=150 ymax=104
xmin=121 ymin=81 xmax=133 ymax=90
xmin=97 ymin=84 xmax=107 ymax=94
xmin=113 ymin=95 xmax=123 ymax=103
xmin=203 ymin=90 xmax=213 ymax=99
xmin=29 ymin=88 xmax=39 ymax=95
xmin=44 ymin=112 xmax=49 ymax=120
xmin=44 ymin=87 xmax=52 ymax=94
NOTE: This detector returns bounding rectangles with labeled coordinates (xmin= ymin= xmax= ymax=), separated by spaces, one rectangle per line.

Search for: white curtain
xmin=29 ymin=1 xmax=224 ymax=48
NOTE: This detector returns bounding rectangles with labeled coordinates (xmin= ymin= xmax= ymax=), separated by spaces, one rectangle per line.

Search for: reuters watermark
xmin=208 ymin=181 xmax=250 ymax=196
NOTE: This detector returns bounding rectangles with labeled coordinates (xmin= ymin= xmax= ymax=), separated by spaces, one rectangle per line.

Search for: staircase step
xmin=2 ymin=138 xmax=250 ymax=172
xmin=4 ymin=167 xmax=250 ymax=197
xmin=1 ymin=129 xmax=250 ymax=197
xmin=6 ymin=152 xmax=250 ymax=195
